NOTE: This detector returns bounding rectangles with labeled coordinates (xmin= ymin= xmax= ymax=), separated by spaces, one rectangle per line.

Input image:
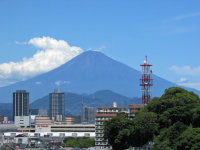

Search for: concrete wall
xmin=35 ymin=125 xmax=51 ymax=132
xmin=15 ymin=116 xmax=30 ymax=128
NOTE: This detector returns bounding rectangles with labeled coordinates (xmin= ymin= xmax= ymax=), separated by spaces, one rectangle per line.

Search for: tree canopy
xmin=103 ymin=87 xmax=200 ymax=150
xmin=63 ymin=137 xmax=94 ymax=148
xmin=103 ymin=113 xmax=134 ymax=150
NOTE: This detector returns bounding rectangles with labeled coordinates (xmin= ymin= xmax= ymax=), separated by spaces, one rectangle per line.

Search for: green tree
xmin=103 ymin=112 xmax=158 ymax=149
xmin=191 ymin=104 xmax=200 ymax=127
xmin=153 ymin=121 xmax=187 ymax=150
xmin=103 ymin=87 xmax=200 ymax=149
xmin=146 ymin=87 xmax=199 ymax=115
xmin=133 ymin=112 xmax=159 ymax=147
xmin=79 ymin=137 xmax=95 ymax=148
xmin=175 ymin=127 xmax=200 ymax=150
xmin=103 ymin=113 xmax=134 ymax=150
xmin=65 ymin=138 xmax=79 ymax=148
xmin=64 ymin=137 xmax=95 ymax=148
xmin=148 ymin=87 xmax=200 ymax=149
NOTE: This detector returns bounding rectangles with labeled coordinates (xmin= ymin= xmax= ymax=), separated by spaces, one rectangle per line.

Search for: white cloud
xmin=94 ymin=46 xmax=106 ymax=52
xmin=35 ymin=81 xmax=42 ymax=85
xmin=15 ymin=41 xmax=27 ymax=45
xmin=55 ymin=80 xmax=70 ymax=86
xmin=86 ymin=46 xmax=106 ymax=52
xmin=169 ymin=65 xmax=200 ymax=76
xmin=0 ymin=36 xmax=83 ymax=87
xmin=163 ymin=12 xmax=200 ymax=23
xmin=87 ymin=48 xmax=92 ymax=51
xmin=177 ymin=82 xmax=200 ymax=91
xmin=177 ymin=77 xmax=188 ymax=83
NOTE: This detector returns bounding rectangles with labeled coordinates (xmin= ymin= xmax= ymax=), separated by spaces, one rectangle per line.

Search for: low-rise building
xmin=65 ymin=116 xmax=81 ymax=124
xmin=35 ymin=116 xmax=52 ymax=132
xmin=51 ymin=124 xmax=95 ymax=134
xmin=0 ymin=124 xmax=17 ymax=132
xmin=14 ymin=134 xmax=29 ymax=145
xmin=15 ymin=116 xmax=30 ymax=128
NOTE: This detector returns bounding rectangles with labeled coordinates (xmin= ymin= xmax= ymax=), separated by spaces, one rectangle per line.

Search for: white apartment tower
xmin=94 ymin=103 xmax=126 ymax=149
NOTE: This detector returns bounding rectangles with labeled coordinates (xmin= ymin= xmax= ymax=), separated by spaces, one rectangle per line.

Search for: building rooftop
xmin=94 ymin=114 xmax=117 ymax=117
xmin=96 ymin=107 xmax=126 ymax=109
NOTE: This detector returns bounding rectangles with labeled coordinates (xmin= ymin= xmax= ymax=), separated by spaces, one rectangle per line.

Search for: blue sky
xmin=0 ymin=0 xmax=200 ymax=90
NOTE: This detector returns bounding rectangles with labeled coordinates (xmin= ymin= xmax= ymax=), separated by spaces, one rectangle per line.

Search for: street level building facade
xmin=49 ymin=89 xmax=65 ymax=121
xmin=13 ymin=90 xmax=29 ymax=121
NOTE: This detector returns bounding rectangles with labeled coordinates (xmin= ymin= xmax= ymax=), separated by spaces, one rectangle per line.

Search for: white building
xmin=94 ymin=103 xmax=126 ymax=149
xmin=14 ymin=134 xmax=29 ymax=144
xmin=14 ymin=116 xmax=30 ymax=128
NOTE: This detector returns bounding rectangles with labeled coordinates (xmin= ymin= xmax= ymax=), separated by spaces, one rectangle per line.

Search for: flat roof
xmin=96 ymin=107 xmax=126 ymax=109
xmin=51 ymin=124 xmax=95 ymax=127
xmin=94 ymin=114 xmax=117 ymax=117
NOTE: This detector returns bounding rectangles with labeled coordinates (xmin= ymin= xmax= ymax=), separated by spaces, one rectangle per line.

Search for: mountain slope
xmin=0 ymin=90 xmax=141 ymax=118
xmin=0 ymin=51 xmax=199 ymax=103
xmin=30 ymin=90 xmax=141 ymax=116
xmin=0 ymin=103 xmax=12 ymax=120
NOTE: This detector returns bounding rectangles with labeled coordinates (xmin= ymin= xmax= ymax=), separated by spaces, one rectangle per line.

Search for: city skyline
xmin=0 ymin=1 xmax=200 ymax=91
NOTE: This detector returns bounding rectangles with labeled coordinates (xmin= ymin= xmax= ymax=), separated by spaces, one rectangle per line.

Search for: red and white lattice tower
xmin=140 ymin=56 xmax=153 ymax=104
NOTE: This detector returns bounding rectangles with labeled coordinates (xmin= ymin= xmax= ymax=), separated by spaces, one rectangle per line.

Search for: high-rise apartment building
xmin=49 ymin=89 xmax=65 ymax=121
xmin=94 ymin=102 xmax=126 ymax=149
xmin=13 ymin=90 xmax=29 ymax=120
xmin=82 ymin=105 xmax=96 ymax=123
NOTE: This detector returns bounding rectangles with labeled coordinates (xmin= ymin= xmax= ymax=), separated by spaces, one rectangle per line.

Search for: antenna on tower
xmin=140 ymin=56 xmax=153 ymax=104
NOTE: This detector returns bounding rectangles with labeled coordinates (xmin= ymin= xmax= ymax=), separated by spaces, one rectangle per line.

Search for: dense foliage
xmin=103 ymin=113 xmax=134 ymax=150
xmin=103 ymin=87 xmax=200 ymax=150
xmin=63 ymin=137 xmax=95 ymax=148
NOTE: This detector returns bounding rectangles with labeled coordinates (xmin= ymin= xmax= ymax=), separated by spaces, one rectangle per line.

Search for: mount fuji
xmin=0 ymin=51 xmax=199 ymax=103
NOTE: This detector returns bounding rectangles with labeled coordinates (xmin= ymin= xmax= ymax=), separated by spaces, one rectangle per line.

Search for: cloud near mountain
xmin=170 ymin=65 xmax=200 ymax=76
xmin=0 ymin=36 xmax=83 ymax=86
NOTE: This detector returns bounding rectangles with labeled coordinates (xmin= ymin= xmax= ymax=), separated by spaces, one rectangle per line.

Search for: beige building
xmin=65 ymin=116 xmax=81 ymax=124
xmin=34 ymin=116 xmax=94 ymax=134
xmin=35 ymin=116 xmax=52 ymax=132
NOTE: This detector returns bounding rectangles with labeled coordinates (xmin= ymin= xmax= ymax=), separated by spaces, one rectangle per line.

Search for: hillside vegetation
xmin=0 ymin=90 xmax=140 ymax=120
xmin=103 ymin=87 xmax=200 ymax=150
